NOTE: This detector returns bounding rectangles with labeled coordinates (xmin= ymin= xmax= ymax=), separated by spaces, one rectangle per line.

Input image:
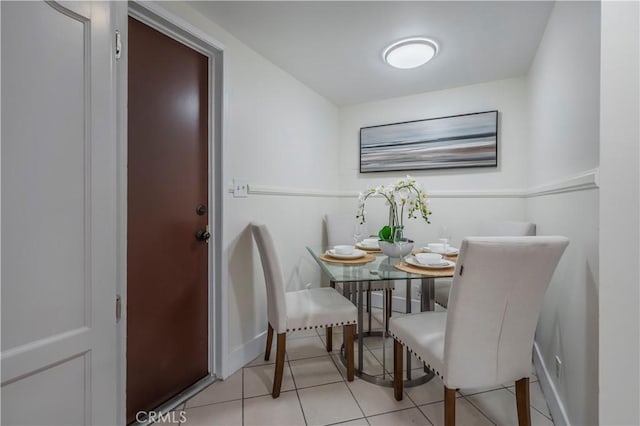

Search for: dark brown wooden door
xmin=127 ymin=17 xmax=209 ymax=424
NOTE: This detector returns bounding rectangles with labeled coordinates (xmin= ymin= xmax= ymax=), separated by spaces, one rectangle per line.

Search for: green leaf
xmin=378 ymin=225 xmax=393 ymax=242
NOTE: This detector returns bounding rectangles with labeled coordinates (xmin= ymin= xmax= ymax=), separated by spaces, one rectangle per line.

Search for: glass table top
xmin=306 ymin=246 xmax=454 ymax=282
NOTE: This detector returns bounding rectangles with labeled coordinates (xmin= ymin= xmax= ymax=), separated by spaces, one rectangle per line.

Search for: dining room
xmin=155 ymin=0 xmax=635 ymax=424
xmin=1 ymin=1 xmax=638 ymax=426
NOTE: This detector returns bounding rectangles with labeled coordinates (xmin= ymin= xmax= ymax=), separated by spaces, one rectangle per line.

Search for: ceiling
xmin=188 ymin=1 xmax=554 ymax=106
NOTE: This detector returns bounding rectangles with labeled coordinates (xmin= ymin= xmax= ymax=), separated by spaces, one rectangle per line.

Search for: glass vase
xmin=392 ymin=226 xmax=404 ymax=242
xmin=379 ymin=225 xmax=413 ymax=258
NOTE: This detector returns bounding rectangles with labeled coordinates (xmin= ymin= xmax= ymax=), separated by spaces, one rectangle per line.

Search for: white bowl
xmin=427 ymin=243 xmax=446 ymax=252
xmin=415 ymin=253 xmax=443 ymax=265
xmin=334 ymin=245 xmax=355 ymax=255
xmin=360 ymin=238 xmax=379 ymax=248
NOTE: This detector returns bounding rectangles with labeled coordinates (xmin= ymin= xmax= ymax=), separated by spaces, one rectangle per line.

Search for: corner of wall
xmin=223 ymin=331 xmax=267 ymax=379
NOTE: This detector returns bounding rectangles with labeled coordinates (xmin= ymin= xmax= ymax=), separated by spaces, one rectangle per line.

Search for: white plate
xmin=405 ymin=256 xmax=455 ymax=269
xmin=326 ymin=249 xmax=366 ymax=260
xmin=421 ymin=246 xmax=459 ymax=255
xmin=356 ymin=242 xmax=380 ymax=250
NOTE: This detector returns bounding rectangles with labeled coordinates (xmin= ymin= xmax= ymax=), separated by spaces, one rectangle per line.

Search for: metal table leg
xmin=405 ymin=279 xmax=412 ymax=380
xmin=357 ymin=281 xmax=364 ymax=373
xmin=421 ymin=278 xmax=435 ymax=312
xmin=338 ymin=277 xmax=436 ymax=388
xmin=381 ymin=287 xmax=387 ymax=379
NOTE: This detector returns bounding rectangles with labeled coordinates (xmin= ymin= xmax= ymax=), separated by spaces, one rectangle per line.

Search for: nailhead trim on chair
xmin=286 ymin=319 xmax=357 ymax=333
xmin=390 ymin=331 xmax=445 ymax=381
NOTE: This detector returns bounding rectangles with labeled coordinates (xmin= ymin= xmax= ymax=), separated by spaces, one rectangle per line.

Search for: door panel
xmin=2 ymin=0 xmax=87 ymax=351
xmin=1 ymin=1 xmax=117 ymax=425
xmin=127 ymin=17 xmax=209 ymax=422
xmin=2 ymin=355 xmax=86 ymax=426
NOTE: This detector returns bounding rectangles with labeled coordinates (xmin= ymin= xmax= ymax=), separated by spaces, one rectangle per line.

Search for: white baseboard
xmin=222 ymin=331 xmax=266 ymax=378
xmin=533 ymin=342 xmax=570 ymax=426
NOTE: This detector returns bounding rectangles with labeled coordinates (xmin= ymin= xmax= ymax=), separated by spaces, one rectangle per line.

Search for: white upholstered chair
xmin=434 ymin=221 xmax=536 ymax=308
xmin=390 ymin=236 xmax=569 ymax=426
xmin=251 ymin=223 xmax=357 ymax=398
xmin=324 ymin=213 xmax=395 ymax=329
xmin=325 ymin=213 xmax=365 ymax=247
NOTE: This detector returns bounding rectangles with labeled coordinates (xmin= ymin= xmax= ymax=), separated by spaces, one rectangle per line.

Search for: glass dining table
xmin=306 ymin=246 xmax=455 ymax=388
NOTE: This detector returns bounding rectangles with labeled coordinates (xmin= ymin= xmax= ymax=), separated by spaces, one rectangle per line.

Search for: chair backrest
xmin=324 ymin=213 xmax=368 ymax=247
xmin=477 ymin=221 xmax=536 ymax=237
xmin=250 ymin=223 xmax=287 ymax=333
xmin=443 ymin=236 xmax=568 ymax=389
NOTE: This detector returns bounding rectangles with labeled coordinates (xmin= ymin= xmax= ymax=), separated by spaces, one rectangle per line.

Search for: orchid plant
xmin=356 ymin=176 xmax=432 ymax=242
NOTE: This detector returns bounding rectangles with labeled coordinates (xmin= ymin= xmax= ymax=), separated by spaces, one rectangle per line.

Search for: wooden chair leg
xmin=515 ymin=377 xmax=531 ymax=426
xmin=393 ymin=338 xmax=404 ymax=401
xmin=445 ymin=387 xmax=456 ymax=426
xmin=272 ymin=333 xmax=286 ymax=398
xmin=326 ymin=326 xmax=332 ymax=352
xmin=264 ymin=323 xmax=274 ymax=361
xmin=345 ymin=324 xmax=355 ymax=381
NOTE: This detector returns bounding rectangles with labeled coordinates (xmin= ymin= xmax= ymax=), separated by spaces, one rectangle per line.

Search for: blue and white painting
xmin=360 ymin=111 xmax=498 ymax=172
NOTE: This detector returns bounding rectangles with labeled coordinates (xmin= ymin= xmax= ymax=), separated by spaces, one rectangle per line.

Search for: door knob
xmin=195 ymin=225 xmax=211 ymax=243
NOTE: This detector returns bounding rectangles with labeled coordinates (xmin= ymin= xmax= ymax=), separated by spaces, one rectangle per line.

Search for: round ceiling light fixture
xmin=383 ymin=37 xmax=439 ymax=69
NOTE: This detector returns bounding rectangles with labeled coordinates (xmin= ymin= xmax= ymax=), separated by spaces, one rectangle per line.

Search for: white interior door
xmin=1 ymin=2 xmax=118 ymax=425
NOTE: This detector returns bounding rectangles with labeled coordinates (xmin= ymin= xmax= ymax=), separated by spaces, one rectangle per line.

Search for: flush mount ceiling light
xmin=383 ymin=37 xmax=439 ymax=69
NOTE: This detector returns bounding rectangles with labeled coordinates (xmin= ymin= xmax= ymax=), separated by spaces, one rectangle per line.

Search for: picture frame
xmin=359 ymin=110 xmax=498 ymax=173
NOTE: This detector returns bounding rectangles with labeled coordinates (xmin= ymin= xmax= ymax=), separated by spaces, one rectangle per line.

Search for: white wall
xmin=156 ymin=2 xmax=342 ymax=376
xmin=527 ymin=3 xmax=601 ymax=188
xmin=339 ymin=77 xmax=530 ymax=192
xmin=526 ymin=2 xmax=601 ymax=425
xmin=338 ymin=78 xmax=529 ymax=250
xmin=599 ymin=1 xmax=640 ymax=425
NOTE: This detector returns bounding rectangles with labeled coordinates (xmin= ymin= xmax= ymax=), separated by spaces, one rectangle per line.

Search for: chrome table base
xmin=339 ymin=277 xmax=436 ymax=388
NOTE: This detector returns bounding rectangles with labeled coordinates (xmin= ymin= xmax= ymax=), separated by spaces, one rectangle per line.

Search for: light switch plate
xmin=233 ymin=179 xmax=248 ymax=198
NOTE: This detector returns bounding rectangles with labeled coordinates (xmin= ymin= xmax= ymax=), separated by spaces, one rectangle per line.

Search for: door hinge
xmin=115 ymin=30 xmax=122 ymax=60
xmin=116 ymin=294 xmax=122 ymax=322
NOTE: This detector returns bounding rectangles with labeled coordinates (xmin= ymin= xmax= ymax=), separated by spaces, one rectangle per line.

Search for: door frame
xmin=115 ymin=2 xmax=226 ymax=423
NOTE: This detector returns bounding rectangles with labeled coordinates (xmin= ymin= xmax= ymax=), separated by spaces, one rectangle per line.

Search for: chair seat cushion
xmin=285 ymin=287 xmax=358 ymax=332
xmin=389 ymin=312 xmax=448 ymax=381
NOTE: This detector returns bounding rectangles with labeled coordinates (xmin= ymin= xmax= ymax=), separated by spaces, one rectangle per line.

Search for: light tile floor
xmin=165 ymin=310 xmax=553 ymax=426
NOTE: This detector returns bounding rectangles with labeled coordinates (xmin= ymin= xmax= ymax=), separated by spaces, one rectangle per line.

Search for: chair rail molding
xmin=226 ymin=169 xmax=599 ymax=199
xmin=524 ymin=169 xmax=599 ymax=198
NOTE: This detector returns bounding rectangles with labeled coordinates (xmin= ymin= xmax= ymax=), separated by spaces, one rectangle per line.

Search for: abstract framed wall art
xmin=359 ymin=110 xmax=498 ymax=173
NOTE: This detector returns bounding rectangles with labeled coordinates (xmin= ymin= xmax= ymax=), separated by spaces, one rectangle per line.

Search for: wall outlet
xmin=554 ymin=355 xmax=562 ymax=378
xmin=233 ymin=179 xmax=248 ymax=198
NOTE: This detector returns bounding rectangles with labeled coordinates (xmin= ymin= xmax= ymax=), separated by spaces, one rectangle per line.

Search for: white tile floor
xmin=166 ymin=310 xmax=553 ymax=426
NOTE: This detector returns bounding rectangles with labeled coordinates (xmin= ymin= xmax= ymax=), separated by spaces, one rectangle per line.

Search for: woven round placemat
xmin=394 ymin=261 xmax=456 ymax=277
xmin=319 ymin=252 xmax=376 ymax=265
